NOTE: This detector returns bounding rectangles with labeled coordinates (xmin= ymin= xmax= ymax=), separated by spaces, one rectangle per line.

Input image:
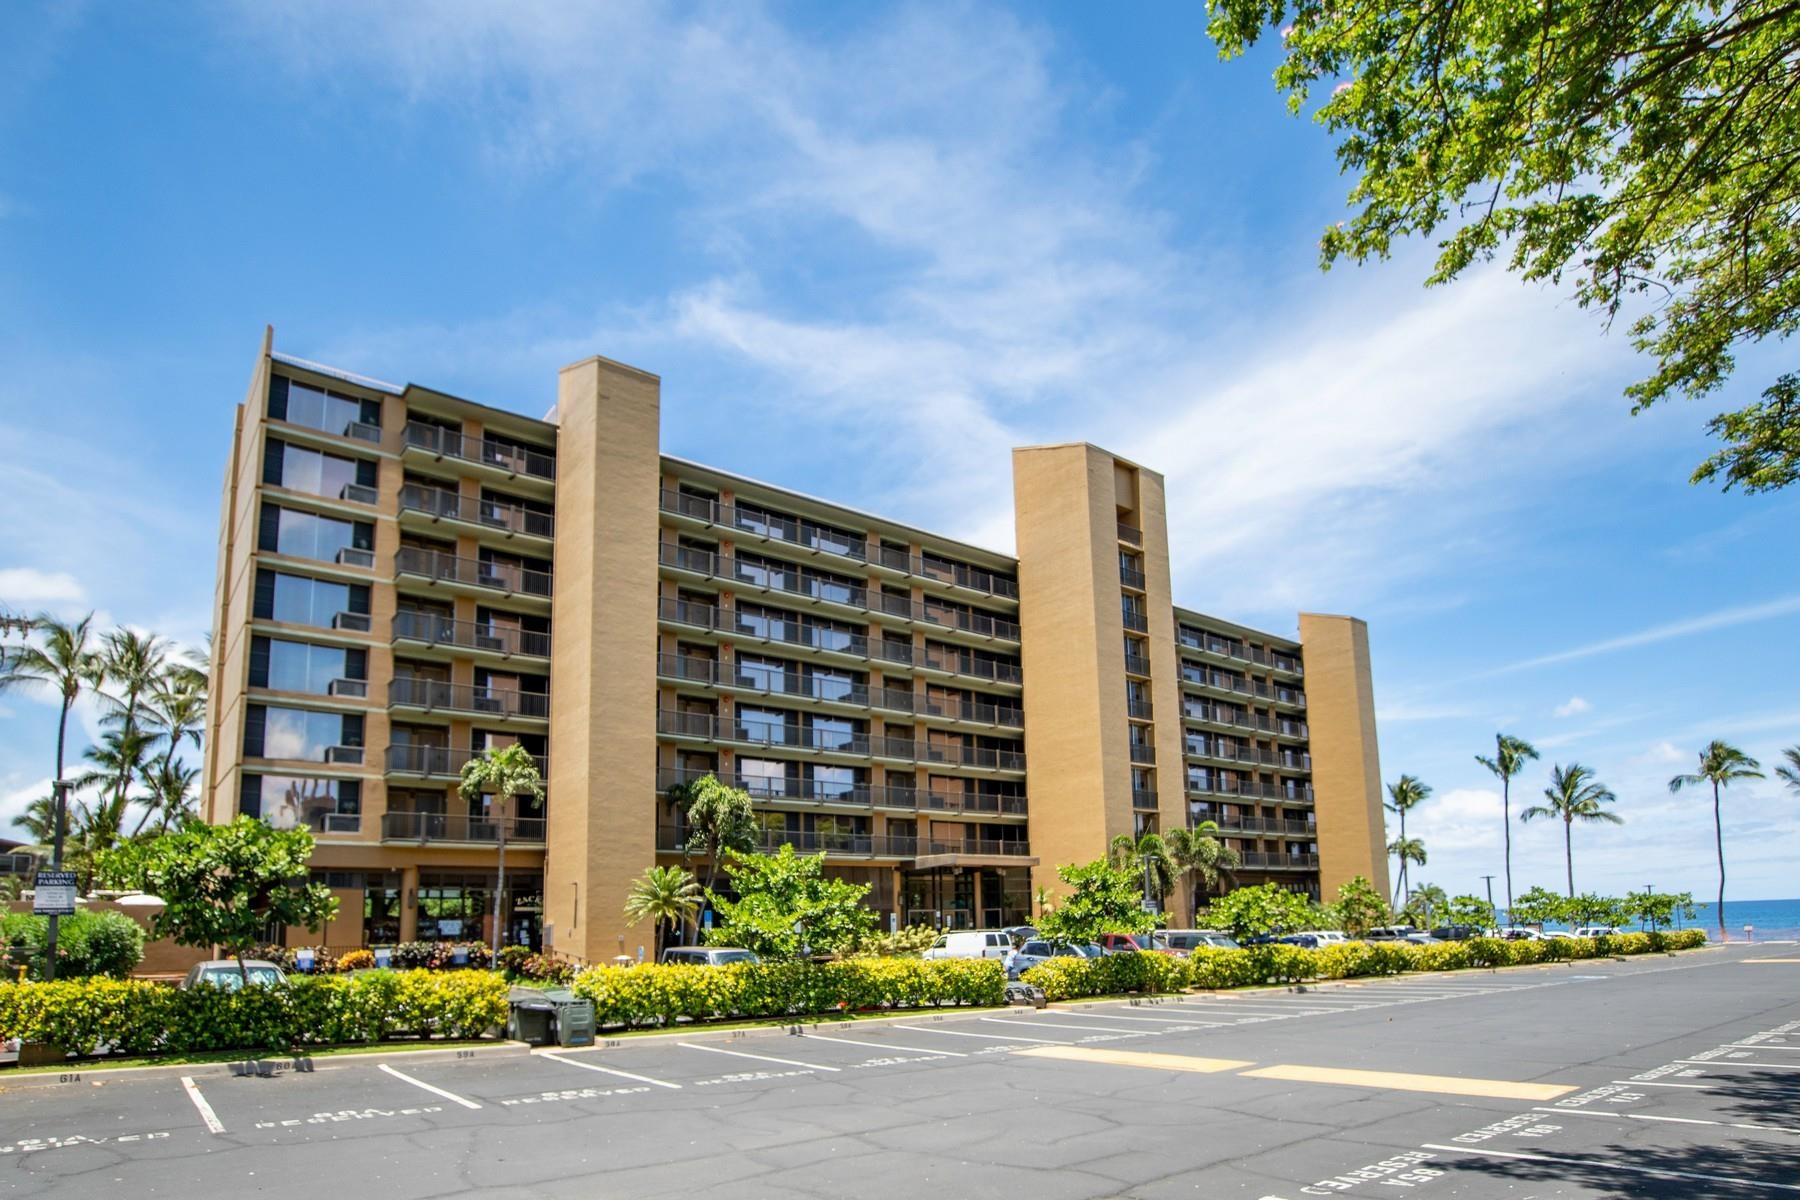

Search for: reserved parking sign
xmin=32 ymin=871 xmax=78 ymax=916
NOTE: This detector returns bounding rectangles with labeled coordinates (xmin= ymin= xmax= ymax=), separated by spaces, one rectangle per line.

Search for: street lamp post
xmin=43 ymin=779 xmax=74 ymax=982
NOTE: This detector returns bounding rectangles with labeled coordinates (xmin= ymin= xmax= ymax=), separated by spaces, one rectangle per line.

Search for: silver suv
xmin=659 ymin=947 xmax=760 ymax=966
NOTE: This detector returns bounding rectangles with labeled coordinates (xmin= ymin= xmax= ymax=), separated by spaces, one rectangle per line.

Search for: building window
xmin=264 ymin=438 xmax=376 ymax=501
xmin=269 ymin=375 xmax=380 ymax=435
xmin=244 ymin=704 xmax=363 ymax=762
xmin=258 ymin=503 xmax=373 ymax=564
xmin=249 ymin=635 xmax=365 ymax=694
xmin=240 ymin=774 xmax=361 ymax=832
xmin=254 ymin=569 xmax=369 ymax=629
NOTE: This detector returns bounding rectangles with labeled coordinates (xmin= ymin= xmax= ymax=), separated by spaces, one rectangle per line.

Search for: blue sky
xmin=2 ymin=1 xmax=1796 ymax=905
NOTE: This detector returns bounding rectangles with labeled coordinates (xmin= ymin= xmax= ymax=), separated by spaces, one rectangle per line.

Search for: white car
xmin=922 ymin=930 xmax=1015 ymax=961
xmin=1302 ymin=930 xmax=1349 ymax=945
xmin=1574 ymin=926 xmax=1623 ymax=938
xmin=1498 ymin=928 xmax=1542 ymax=941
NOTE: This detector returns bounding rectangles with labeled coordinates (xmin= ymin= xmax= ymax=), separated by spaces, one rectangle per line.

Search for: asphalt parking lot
xmin=2 ymin=943 xmax=1796 ymax=1199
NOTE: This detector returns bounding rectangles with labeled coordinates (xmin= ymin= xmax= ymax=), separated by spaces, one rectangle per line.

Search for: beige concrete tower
xmin=1013 ymin=444 xmax=1181 ymax=904
xmin=546 ymin=357 xmax=663 ymax=962
xmin=1298 ymin=613 xmax=1389 ymax=901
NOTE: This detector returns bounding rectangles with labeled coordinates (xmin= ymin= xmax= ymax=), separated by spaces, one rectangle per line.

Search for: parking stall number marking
xmin=500 ymin=1086 xmax=652 ymax=1107
xmin=254 ymin=1106 xmax=446 ymax=1128
xmin=1257 ymin=1150 xmax=1445 ymax=1197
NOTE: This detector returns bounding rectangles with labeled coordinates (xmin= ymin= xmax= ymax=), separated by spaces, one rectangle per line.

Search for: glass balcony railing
xmin=389 ymin=677 xmax=549 ymax=719
xmin=395 ymin=547 xmax=552 ymax=597
xmin=392 ymin=611 xmax=551 ymax=658
xmin=399 ymin=483 xmax=554 ymax=539
xmin=381 ymin=812 xmax=546 ymax=844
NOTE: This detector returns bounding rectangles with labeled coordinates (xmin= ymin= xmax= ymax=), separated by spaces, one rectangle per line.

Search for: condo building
xmin=205 ymin=330 xmax=1389 ymax=963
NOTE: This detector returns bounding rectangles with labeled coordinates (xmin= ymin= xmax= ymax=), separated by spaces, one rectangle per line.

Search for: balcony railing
xmin=1201 ymin=816 xmax=1317 ymax=836
xmin=389 ymin=677 xmax=549 ymax=719
xmin=656 ymin=710 xmax=1025 ymax=770
xmin=1131 ymin=787 xmax=1158 ymax=810
xmin=402 ymin=422 xmax=556 ymax=480
xmin=1123 ymin=653 xmax=1152 ymax=677
xmin=395 ymin=547 xmax=552 ymax=597
xmin=919 ymin=839 xmax=1032 ymax=858
xmin=382 ymin=811 xmax=547 ymax=844
xmin=658 ymin=489 xmax=1019 ymax=599
xmin=1122 ymin=609 xmax=1149 ymax=633
xmin=1185 ymin=741 xmax=1278 ymax=767
xmin=1117 ymin=522 xmax=1143 ymax=546
xmin=1127 ymin=700 xmax=1154 ymax=720
xmin=1273 ymin=688 xmax=1307 ymax=708
xmin=399 ymin=482 xmax=555 ymax=539
xmin=657 ymin=654 xmax=1022 ymax=727
xmin=1119 ymin=565 xmax=1146 ymax=590
xmin=1181 ymin=704 xmax=1277 ymax=733
xmin=384 ymin=744 xmax=549 ymax=779
xmin=1236 ymin=851 xmax=1320 ymax=870
xmin=392 ymin=611 xmax=551 ymax=658
xmin=1129 ymin=743 xmax=1156 ymax=765
xmin=1186 ymin=779 xmax=1316 ymax=803
xmin=660 ymin=543 xmax=1021 ymax=641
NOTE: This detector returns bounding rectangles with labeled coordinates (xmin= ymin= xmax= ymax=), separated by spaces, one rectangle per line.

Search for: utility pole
xmin=1480 ymin=874 xmax=1497 ymax=928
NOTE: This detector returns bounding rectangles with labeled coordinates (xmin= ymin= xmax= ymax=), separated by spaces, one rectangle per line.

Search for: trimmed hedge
xmin=1 ymin=911 xmax=147 ymax=980
xmin=571 ymin=958 xmax=1005 ymax=1029
xmin=1023 ymin=929 xmax=1708 ymax=1000
xmin=0 ymin=970 xmax=508 ymax=1056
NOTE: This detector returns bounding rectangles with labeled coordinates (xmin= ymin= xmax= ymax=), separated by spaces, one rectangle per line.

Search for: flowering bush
xmin=0 ymin=970 xmax=508 ymax=1056
xmin=335 ymin=949 xmax=375 ymax=972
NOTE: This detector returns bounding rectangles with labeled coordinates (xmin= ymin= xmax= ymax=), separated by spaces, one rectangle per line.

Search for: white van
xmin=922 ymin=930 xmax=1015 ymax=961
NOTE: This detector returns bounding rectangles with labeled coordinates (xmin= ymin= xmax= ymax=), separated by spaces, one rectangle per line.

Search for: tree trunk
xmin=491 ymin=807 xmax=508 ymax=961
xmin=1564 ymin=817 xmax=1574 ymax=899
xmin=1713 ymin=783 xmax=1726 ymax=943
xmin=1502 ymin=774 xmax=1513 ymax=920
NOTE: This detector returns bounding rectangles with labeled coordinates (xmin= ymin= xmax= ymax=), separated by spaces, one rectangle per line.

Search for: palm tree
xmin=8 ymin=612 xmax=103 ymax=862
xmin=94 ymin=631 xmax=167 ymax=832
xmin=1475 ymin=734 xmax=1539 ymax=921
xmin=1109 ymin=832 xmax=1178 ymax=909
xmin=624 ymin=865 xmax=702 ymax=952
xmin=1384 ymin=774 xmax=1432 ymax=905
xmin=1387 ymin=835 xmax=1427 ymax=902
xmin=139 ymin=670 xmax=206 ymax=835
xmin=1165 ymin=821 xmax=1239 ymax=919
xmin=1407 ymin=882 xmax=1449 ymax=928
xmin=458 ymin=743 xmax=546 ymax=958
xmin=1669 ymin=740 xmax=1765 ymax=942
xmin=1522 ymin=763 xmax=1623 ymax=898
xmin=667 ymin=774 xmax=758 ymax=900
xmin=1776 ymin=745 xmax=1800 ymax=794
xmin=140 ymin=761 xmax=200 ymax=834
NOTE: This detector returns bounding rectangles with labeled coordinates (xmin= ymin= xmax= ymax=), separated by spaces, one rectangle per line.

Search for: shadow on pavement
xmin=1443 ymin=1136 xmax=1800 ymax=1199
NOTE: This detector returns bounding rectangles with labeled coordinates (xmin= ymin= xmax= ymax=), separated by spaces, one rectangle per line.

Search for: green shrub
xmin=568 ymin=958 xmax=1005 ymax=1029
xmin=1 ymin=910 xmax=146 ymax=980
xmin=0 ymin=969 xmax=508 ymax=1055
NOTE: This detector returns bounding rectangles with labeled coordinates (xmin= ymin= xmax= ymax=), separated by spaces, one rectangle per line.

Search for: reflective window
xmin=241 ymin=773 xmax=360 ymax=830
xmin=269 ymin=573 xmax=353 ymax=628
xmin=810 ymin=715 xmax=856 ymax=751
xmin=274 ymin=443 xmax=363 ymax=500
xmin=276 ymin=379 xmax=370 ymax=435
xmin=812 ymin=764 xmax=856 ymax=798
xmin=274 ymin=508 xmax=364 ymax=562
xmin=265 ymin=639 xmax=350 ymax=694
xmin=258 ymin=706 xmax=353 ymax=761
xmin=738 ymin=706 xmax=791 ymax=745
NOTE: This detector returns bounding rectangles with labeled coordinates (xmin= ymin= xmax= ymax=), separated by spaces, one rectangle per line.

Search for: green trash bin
xmin=506 ymin=987 xmax=556 ymax=1045
xmin=542 ymin=988 xmax=596 ymax=1047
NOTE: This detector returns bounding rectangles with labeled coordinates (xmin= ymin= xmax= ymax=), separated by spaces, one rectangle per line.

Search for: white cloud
xmin=1488 ymin=593 xmax=1800 ymax=677
xmin=0 ymin=566 xmax=86 ymax=609
xmin=1554 ymin=696 xmax=1593 ymax=718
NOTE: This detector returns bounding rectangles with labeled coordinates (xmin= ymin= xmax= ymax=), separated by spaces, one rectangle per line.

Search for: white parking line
xmin=378 ymin=1063 xmax=483 ymax=1109
xmin=1617 ymin=1079 xmax=1716 ymax=1090
xmin=980 ymin=1017 xmax=1146 ymax=1035
xmin=1535 ymin=1106 xmax=1800 ymax=1138
xmin=803 ymin=1033 xmax=967 ymax=1057
xmin=678 ymin=1042 xmax=840 ymax=1072
xmin=540 ymin=1051 xmax=683 ymax=1089
xmin=1420 ymin=1143 xmax=1800 ymax=1193
xmin=1055 ymin=1010 xmax=1227 ymax=1026
xmin=181 ymin=1076 xmax=226 ymax=1135
xmin=893 ymin=1024 xmax=1072 ymax=1044
xmin=1678 ymin=1058 xmax=1800 ymax=1070
xmin=1728 ymin=1043 xmax=1800 ymax=1051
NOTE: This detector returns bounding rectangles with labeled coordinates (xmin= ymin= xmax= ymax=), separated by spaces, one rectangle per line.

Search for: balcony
xmin=392 ymin=611 xmax=551 ymax=660
xmin=1236 ymin=851 xmax=1320 ymax=871
xmin=1132 ymin=787 xmax=1158 ymax=811
xmin=389 ymin=677 xmax=549 ymax=721
xmin=912 ymin=838 xmax=1036 ymax=869
xmin=1117 ymin=522 xmax=1143 ymax=546
xmin=658 ymin=489 xmax=1019 ymax=600
xmin=399 ymin=483 xmax=555 ymax=541
xmin=918 ymin=791 xmax=1028 ymax=816
xmin=1123 ymin=653 xmax=1152 ymax=677
xmin=395 ymin=547 xmax=552 ymax=600
xmin=1122 ymin=609 xmax=1149 ymax=634
xmin=1119 ymin=565 xmax=1146 ymax=591
xmin=383 ymin=744 xmax=549 ymax=780
xmin=656 ymin=710 xmax=1025 ymax=771
xmin=402 ymin=422 xmax=555 ymax=482
xmin=1273 ymin=687 xmax=1307 ymax=709
xmin=1129 ymin=743 xmax=1156 ymax=765
xmin=659 ymin=542 xmax=1021 ymax=641
xmin=1201 ymin=815 xmax=1316 ymax=836
xmin=1275 ymin=719 xmax=1310 ymax=740
xmin=381 ymin=811 xmax=547 ymax=845
xmin=657 ymin=824 xmax=914 ymax=859
xmin=1127 ymin=700 xmax=1154 ymax=720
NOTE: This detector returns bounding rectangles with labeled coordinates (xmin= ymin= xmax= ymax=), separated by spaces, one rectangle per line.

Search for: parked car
xmin=1162 ymin=929 xmax=1242 ymax=952
xmin=1363 ymin=926 xmax=1421 ymax=942
xmin=1003 ymin=925 xmax=1039 ymax=945
xmin=180 ymin=959 xmax=288 ymax=990
xmin=1277 ymin=933 xmax=1325 ymax=949
xmin=1540 ymin=929 xmax=1578 ymax=941
xmin=1400 ymin=933 xmax=1442 ymax=945
xmin=1428 ymin=924 xmax=1483 ymax=941
xmin=923 ymin=930 xmax=1016 ymax=961
xmin=1007 ymin=940 xmax=1102 ymax=979
xmin=1301 ymin=930 xmax=1349 ymax=945
xmin=659 ymin=947 xmax=760 ymax=966
xmin=1095 ymin=932 xmax=1181 ymax=956
xmin=1574 ymin=926 xmax=1623 ymax=938
xmin=1498 ymin=928 xmax=1542 ymax=941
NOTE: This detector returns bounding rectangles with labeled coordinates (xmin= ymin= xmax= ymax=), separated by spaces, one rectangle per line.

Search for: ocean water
xmin=1527 ymin=897 xmax=1800 ymax=940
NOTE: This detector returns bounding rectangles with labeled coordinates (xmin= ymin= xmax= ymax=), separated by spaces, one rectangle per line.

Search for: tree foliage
xmin=1199 ymin=882 xmax=1317 ymax=942
xmin=624 ymin=865 xmax=702 ymax=950
xmin=1207 ymin=0 xmax=1800 ymax=489
xmin=1670 ymin=738 xmax=1764 ymax=939
xmin=668 ymin=774 xmax=758 ymax=899
xmin=1037 ymin=859 xmax=1160 ymax=945
xmin=1445 ymin=894 xmax=1497 ymax=929
xmin=1331 ymin=875 xmax=1392 ymax=935
xmin=1522 ymin=762 xmax=1623 ymax=897
xmin=98 ymin=817 xmax=337 ymax=981
xmin=703 ymin=846 xmax=876 ymax=960
xmin=1404 ymin=882 xmax=1449 ymax=927
xmin=1509 ymin=885 xmax=1569 ymax=928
